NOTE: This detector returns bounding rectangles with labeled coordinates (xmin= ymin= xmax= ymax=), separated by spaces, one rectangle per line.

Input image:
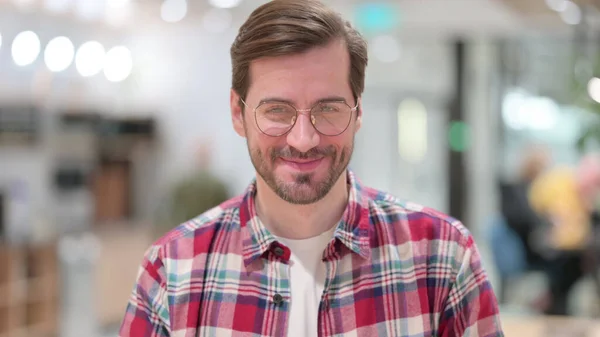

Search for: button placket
xmin=272 ymin=293 xmax=284 ymax=306
xmin=266 ymin=257 xmax=290 ymax=337
xmin=268 ymin=246 xmax=290 ymax=310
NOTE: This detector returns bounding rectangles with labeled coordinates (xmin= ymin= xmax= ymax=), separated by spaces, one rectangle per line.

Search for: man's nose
xmin=286 ymin=113 xmax=320 ymax=153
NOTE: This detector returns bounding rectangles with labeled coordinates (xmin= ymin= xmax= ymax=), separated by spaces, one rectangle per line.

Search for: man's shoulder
xmin=362 ymin=185 xmax=471 ymax=243
xmin=144 ymin=195 xmax=244 ymax=261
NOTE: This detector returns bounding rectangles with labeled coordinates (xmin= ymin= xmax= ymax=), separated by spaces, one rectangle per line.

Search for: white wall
xmin=353 ymin=39 xmax=453 ymax=212
xmin=126 ymin=23 xmax=255 ymax=196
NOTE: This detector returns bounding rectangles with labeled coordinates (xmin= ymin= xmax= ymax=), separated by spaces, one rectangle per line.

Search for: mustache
xmin=270 ymin=146 xmax=336 ymax=161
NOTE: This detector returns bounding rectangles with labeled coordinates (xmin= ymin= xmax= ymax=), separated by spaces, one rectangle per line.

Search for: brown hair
xmin=230 ymin=0 xmax=368 ymax=104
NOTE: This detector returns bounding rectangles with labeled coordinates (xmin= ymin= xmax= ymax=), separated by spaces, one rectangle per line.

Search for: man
xmin=119 ymin=1 xmax=503 ymax=336
xmin=493 ymin=145 xmax=549 ymax=303
xmin=500 ymin=145 xmax=550 ymax=268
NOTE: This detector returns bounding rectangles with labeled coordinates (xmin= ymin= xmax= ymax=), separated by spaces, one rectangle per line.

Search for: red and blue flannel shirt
xmin=119 ymin=170 xmax=503 ymax=337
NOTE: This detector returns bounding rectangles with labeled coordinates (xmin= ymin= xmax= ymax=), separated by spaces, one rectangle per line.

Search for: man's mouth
xmin=279 ymin=157 xmax=324 ymax=171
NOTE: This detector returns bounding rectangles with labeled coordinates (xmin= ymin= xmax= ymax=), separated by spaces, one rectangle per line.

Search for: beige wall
xmin=502 ymin=316 xmax=600 ymax=337
xmin=94 ymin=226 xmax=154 ymax=327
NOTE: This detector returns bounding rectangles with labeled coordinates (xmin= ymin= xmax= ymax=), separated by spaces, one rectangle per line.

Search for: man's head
xmin=519 ymin=144 xmax=551 ymax=183
xmin=229 ymin=0 xmax=368 ymax=205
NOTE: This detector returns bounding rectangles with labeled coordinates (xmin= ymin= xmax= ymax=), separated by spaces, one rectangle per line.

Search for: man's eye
xmin=268 ymin=108 xmax=287 ymax=113
xmin=264 ymin=105 xmax=291 ymax=114
xmin=318 ymin=104 xmax=339 ymax=113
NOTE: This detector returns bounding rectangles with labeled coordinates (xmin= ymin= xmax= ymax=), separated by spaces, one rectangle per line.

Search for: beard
xmin=248 ymin=141 xmax=353 ymax=205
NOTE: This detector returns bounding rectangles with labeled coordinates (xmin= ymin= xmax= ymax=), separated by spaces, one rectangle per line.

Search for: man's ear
xmin=355 ymin=97 xmax=362 ymax=132
xmin=230 ymin=89 xmax=246 ymax=138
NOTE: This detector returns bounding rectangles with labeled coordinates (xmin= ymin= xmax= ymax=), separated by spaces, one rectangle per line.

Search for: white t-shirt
xmin=273 ymin=226 xmax=336 ymax=337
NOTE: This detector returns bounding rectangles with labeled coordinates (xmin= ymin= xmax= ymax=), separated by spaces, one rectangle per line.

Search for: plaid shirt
xmin=120 ymin=170 xmax=503 ymax=337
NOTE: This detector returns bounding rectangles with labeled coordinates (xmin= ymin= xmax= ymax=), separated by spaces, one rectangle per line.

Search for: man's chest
xmin=167 ymin=250 xmax=442 ymax=337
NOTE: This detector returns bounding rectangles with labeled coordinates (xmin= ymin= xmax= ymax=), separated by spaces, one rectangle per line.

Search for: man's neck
xmin=254 ymin=172 xmax=349 ymax=240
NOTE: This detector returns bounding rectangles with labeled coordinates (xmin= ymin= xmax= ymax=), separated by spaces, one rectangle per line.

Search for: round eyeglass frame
xmin=240 ymin=98 xmax=359 ymax=137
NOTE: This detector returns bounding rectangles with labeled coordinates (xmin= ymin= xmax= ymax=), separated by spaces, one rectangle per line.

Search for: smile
xmin=279 ymin=157 xmax=324 ymax=171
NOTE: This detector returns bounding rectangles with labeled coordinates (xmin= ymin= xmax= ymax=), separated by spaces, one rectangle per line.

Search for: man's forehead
xmin=249 ymin=39 xmax=348 ymax=71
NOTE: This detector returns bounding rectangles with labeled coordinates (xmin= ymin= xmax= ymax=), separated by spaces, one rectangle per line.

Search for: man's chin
xmin=275 ymin=187 xmax=323 ymax=205
xmin=277 ymin=165 xmax=326 ymax=183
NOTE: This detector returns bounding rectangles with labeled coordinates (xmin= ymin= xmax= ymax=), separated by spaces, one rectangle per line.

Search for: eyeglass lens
xmin=255 ymin=102 xmax=352 ymax=136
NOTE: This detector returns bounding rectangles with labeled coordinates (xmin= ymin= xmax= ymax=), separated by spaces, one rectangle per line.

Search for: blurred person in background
xmin=155 ymin=140 xmax=230 ymax=237
xmin=528 ymin=153 xmax=600 ymax=315
xmin=491 ymin=145 xmax=550 ymax=304
xmin=500 ymin=145 xmax=551 ymax=268
xmin=119 ymin=1 xmax=503 ymax=336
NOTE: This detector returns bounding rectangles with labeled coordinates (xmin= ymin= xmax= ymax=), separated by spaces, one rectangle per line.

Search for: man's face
xmin=231 ymin=39 xmax=361 ymax=205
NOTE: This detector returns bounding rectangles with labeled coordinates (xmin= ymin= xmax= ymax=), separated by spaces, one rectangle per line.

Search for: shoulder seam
xmin=151 ymin=204 xmax=239 ymax=252
xmin=371 ymin=197 xmax=471 ymax=240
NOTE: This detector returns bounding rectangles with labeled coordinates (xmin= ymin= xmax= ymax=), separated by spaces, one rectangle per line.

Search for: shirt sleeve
xmin=119 ymin=245 xmax=171 ymax=337
xmin=438 ymin=233 xmax=504 ymax=337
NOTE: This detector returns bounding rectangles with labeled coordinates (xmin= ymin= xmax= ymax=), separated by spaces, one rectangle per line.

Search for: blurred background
xmin=0 ymin=0 xmax=600 ymax=336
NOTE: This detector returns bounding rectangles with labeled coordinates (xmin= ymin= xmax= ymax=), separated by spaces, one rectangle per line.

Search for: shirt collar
xmin=239 ymin=169 xmax=371 ymax=267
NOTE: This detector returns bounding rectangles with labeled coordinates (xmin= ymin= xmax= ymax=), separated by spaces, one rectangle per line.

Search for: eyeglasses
xmin=240 ymin=98 xmax=358 ymax=137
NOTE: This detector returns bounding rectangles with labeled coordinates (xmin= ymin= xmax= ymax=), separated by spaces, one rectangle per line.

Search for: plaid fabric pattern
xmin=119 ymin=170 xmax=503 ymax=337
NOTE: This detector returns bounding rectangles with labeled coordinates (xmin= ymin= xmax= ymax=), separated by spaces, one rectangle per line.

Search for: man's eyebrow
xmin=316 ymin=96 xmax=348 ymax=104
xmin=258 ymin=96 xmax=348 ymax=106
xmin=258 ymin=97 xmax=294 ymax=105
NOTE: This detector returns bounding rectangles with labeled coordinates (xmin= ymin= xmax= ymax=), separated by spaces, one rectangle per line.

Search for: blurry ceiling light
xmin=545 ymin=0 xmax=568 ymax=12
xmin=105 ymin=1 xmax=132 ymax=28
xmin=103 ymin=46 xmax=133 ymax=82
xmin=397 ymin=99 xmax=427 ymax=164
xmin=76 ymin=41 xmax=106 ymax=77
xmin=560 ymin=1 xmax=581 ymax=25
xmin=562 ymin=3 xmax=582 ymax=23
xmin=525 ymin=97 xmax=559 ymax=130
xmin=209 ymin=0 xmax=242 ymax=9
xmin=11 ymin=31 xmax=41 ymax=67
xmin=44 ymin=0 xmax=72 ymax=13
xmin=161 ymin=0 xmax=187 ymax=23
xmin=502 ymin=90 xmax=528 ymax=130
xmin=44 ymin=36 xmax=75 ymax=72
xmin=371 ymin=35 xmax=401 ymax=63
xmin=587 ymin=77 xmax=600 ymax=103
xmin=502 ymin=90 xmax=559 ymax=130
xmin=202 ymin=8 xmax=233 ymax=33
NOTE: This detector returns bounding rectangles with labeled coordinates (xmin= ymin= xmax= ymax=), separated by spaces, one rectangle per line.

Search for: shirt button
xmin=273 ymin=246 xmax=284 ymax=257
xmin=273 ymin=293 xmax=284 ymax=305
